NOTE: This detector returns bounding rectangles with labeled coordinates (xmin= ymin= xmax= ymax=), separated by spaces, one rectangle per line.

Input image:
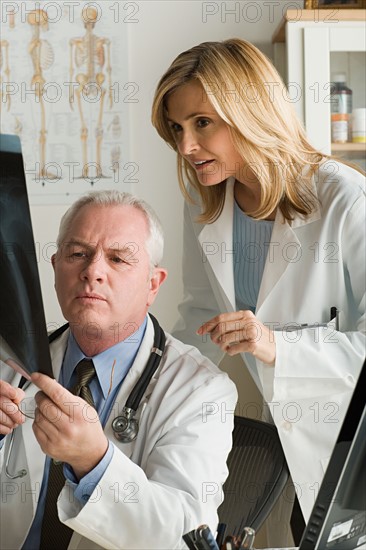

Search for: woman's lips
xmin=193 ymin=159 xmax=215 ymax=171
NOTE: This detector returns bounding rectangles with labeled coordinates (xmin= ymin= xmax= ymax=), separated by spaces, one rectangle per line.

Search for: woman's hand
xmin=197 ymin=310 xmax=276 ymax=365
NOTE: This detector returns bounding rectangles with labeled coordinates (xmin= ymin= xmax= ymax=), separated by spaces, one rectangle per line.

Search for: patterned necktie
xmin=39 ymin=359 xmax=96 ymax=549
xmin=71 ymin=359 xmax=97 ymax=407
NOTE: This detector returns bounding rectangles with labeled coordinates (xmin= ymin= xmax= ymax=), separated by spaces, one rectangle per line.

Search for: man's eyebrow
xmin=63 ymin=239 xmax=93 ymax=248
xmin=108 ymin=244 xmax=137 ymax=254
xmin=62 ymin=240 xmax=136 ymax=254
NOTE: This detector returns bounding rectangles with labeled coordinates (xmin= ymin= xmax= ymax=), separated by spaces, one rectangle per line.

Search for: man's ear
xmin=147 ymin=267 xmax=168 ymax=307
xmin=51 ymin=253 xmax=57 ymax=271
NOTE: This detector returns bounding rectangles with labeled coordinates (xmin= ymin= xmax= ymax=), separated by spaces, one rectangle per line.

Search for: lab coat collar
xmin=103 ymin=316 xmax=159 ymax=458
xmin=197 ymin=172 xmax=321 ymax=313
xmin=257 ymin=168 xmax=321 ymax=312
xmin=50 ymin=327 xmax=69 ymax=381
xmin=198 ymin=178 xmax=236 ymax=309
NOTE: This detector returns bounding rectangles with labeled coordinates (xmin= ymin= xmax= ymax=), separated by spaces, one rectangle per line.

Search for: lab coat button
xmin=282 ymin=421 xmax=292 ymax=431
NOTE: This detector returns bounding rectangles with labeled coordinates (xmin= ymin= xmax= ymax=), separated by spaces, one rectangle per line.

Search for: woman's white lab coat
xmin=172 ymin=160 xmax=366 ymax=520
xmin=0 ymin=317 xmax=237 ymax=549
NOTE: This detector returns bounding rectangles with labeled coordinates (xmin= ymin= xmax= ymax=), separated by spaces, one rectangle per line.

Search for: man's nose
xmin=80 ymin=255 xmax=106 ymax=282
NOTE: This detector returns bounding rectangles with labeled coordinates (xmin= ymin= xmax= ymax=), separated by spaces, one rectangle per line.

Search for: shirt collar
xmin=62 ymin=317 xmax=147 ymax=399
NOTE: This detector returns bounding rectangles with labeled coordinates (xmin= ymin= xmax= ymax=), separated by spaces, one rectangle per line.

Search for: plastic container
xmin=331 ymin=74 xmax=352 ymax=142
xmin=331 ymin=114 xmax=349 ymax=144
xmin=352 ymin=108 xmax=366 ymax=143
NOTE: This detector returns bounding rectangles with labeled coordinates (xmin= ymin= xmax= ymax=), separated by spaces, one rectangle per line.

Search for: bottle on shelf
xmin=330 ymin=74 xmax=353 ymax=143
xmin=352 ymin=108 xmax=366 ymax=144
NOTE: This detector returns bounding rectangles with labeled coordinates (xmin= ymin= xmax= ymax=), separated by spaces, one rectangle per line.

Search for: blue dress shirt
xmin=233 ymin=200 xmax=274 ymax=312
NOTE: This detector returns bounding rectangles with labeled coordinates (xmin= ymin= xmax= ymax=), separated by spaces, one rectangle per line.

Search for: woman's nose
xmin=178 ymin=130 xmax=199 ymax=156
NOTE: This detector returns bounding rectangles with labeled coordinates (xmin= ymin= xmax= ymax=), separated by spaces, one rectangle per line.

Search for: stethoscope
xmin=111 ymin=313 xmax=165 ymax=443
xmin=4 ymin=314 xmax=166 ymax=479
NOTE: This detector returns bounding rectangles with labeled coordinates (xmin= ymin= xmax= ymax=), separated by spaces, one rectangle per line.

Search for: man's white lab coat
xmin=1 ymin=317 xmax=237 ymax=549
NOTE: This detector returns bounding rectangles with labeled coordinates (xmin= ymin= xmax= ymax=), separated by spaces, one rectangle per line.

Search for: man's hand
xmin=0 ymin=380 xmax=25 ymax=435
xmin=197 ymin=310 xmax=276 ymax=365
xmin=31 ymin=373 xmax=108 ymax=479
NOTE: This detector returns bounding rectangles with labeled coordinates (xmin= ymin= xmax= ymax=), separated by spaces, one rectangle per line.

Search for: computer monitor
xmin=0 ymin=133 xmax=52 ymax=378
xmin=299 ymin=358 xmax=366 ymax=550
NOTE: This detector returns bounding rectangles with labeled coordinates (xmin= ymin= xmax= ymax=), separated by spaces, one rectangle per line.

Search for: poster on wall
xmin=0 ymin=0 xmax=133 ymax=204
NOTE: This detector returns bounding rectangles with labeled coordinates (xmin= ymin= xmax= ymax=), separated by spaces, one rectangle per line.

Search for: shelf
xmin=273 ymin=9 xmax=366 ymax=43
xmin=272 ymin=9 xmax=365 ymax=163
xmin=332 ymin=142 xmax=366 ymax=158
xmin=332 ymin=142 xmax=365 ymax=151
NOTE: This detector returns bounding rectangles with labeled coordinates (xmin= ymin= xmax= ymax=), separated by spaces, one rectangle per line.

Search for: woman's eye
xmin=197 ymin=118 xmax=210 ymax=128
xmin=170 ymin=122 xmax=182 ymax=133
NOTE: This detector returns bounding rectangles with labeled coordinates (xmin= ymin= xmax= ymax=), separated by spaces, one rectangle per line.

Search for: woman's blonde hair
xmin=152 ymin=38 xmax=324 ymax=223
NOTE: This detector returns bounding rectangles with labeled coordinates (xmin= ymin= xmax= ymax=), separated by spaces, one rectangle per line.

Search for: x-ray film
xmin=0 ymin=134 xmax=53 ymax=378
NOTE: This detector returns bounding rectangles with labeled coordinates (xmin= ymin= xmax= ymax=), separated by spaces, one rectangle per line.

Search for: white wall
xmin=32 ymin=0 xmax=304 ymax=331
xmin=31 ymin=3 xmax=303 ymax=457
xmin=27 ymin=4 xmax=303 ymax=544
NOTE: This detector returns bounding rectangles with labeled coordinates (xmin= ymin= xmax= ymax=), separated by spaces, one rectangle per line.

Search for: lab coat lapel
xmin=22 ymin=330 xmax=69 ymax=489
xmin=256 ymin=174 xmax=321 ymax=316
xmin=256 ymin=212 xmax=300 ymax=315
xmin=103 ymin=317 xmax=157 ymax=459
xmin=51 ymin=328 xmax=69 ymax=381
xmin=198 ymin=178 xmax=236 ymax=310
xmin=21 ymin=383 xmax=47 ymax=504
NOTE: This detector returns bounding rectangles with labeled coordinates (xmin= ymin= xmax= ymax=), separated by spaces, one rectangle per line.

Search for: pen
xmin=274 ymin=322 xmax=328 ymax=332
xmin=195 ymin=525 xmax=220 ymax=550
xmin=223 ymin=536 xmax=235 ymax=550
xmin=274 ymin=307 xmax=340 ymax=332
xmin=239 ymin=527 xmax=255 ymax=549
xmin=216 ymin=523 xmax=226 ymax=547
xmin=223 ymin=535 xmax=241 ymax=550
xmin=183 ymin=525 xmax=220 ymax=550
xmin=182 ymin=532 xmax=197 ymax=550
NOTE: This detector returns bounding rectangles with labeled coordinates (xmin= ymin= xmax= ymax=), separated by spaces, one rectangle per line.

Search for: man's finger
xmin=31 ymin=372 xmax=72 ymax=413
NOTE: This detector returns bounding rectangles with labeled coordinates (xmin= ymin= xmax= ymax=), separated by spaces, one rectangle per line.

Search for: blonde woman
xmin=152 ymin=38 xmax=365 ymax=526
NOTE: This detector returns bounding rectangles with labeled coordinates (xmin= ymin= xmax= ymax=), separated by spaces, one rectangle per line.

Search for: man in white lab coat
xmin=0 ymin=190 xmax=237 ymax=549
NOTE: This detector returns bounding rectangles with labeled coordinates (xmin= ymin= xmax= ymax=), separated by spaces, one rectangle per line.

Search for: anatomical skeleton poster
xmin=1 ymin=1 xmax=131 ymax=204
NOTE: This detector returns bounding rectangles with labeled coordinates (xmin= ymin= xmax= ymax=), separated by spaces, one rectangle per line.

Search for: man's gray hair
xmin=57 ymin=190 xmax=164 ymax=267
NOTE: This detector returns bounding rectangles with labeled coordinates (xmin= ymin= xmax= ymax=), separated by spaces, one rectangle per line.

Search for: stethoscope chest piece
xmin=112 ymin=407 xmax=139 ymax=443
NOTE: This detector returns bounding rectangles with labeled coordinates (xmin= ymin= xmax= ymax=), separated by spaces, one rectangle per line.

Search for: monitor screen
xmin=299 ymin=358 xmax=366 ymax=550
xmin=0 ymin=134 xmax=53 ymax=378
